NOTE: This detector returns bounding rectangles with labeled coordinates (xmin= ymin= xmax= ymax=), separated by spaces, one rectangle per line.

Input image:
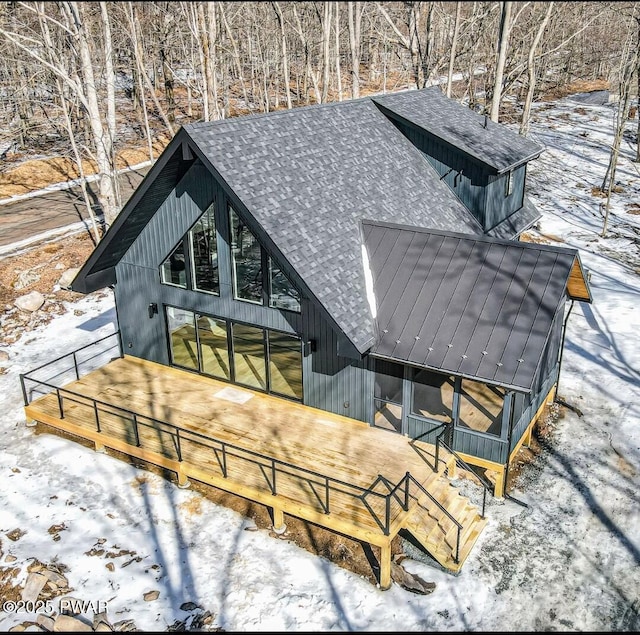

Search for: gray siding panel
xmin=486 ymin=164 xmax=526 ymax=230
xmin=122 ymin=161 xmax=216 ymax=269
xmin=389 ymin=119 xmax=488 ymax=224
xmin=302 ymin=301 xmax=372 ymax=423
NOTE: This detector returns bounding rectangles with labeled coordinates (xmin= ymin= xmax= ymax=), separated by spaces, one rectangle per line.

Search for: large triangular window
xmin=160 ymin=202 xmax=219 ymax=295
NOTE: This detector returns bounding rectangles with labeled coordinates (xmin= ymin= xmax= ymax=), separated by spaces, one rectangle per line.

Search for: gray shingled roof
xmin=184 ymin=99 xmax=482 ymax=353
xmin=364 ymin=221 xmax=580 ymax=392
xmin=373 ymin=88 xmax=543 ymax=173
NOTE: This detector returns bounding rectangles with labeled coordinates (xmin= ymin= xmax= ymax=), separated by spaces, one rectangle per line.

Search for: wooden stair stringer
xmin=400 ymin=475 xmax=488 ymax=573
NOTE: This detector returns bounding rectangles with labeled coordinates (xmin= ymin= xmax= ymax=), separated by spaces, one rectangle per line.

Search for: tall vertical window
xmin=232 ymin=323 xmax=267 ymax=390
xmin=373 ymin=359 xmax=404 ymax=433
xmin=166 ymin=307 xmax=198 ymax=370
xmin=230 ymin=206 xmax=263 ymax=304
xmin=268 ymin=331 xmax=303 ymax=400
xmin=190 ymin=203 xmax=219 ymax=294
xmin=160 ymin=241 xmax=188 ymax=288
xmin=505 ymin=170 xmax=513 ymax=196
xmin=197 ymin=315 xmax=229 ymax=380
xmin=269 ymin=256 xmax=301 ymax=312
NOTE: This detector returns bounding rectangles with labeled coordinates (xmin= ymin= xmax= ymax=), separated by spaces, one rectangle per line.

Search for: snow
xmin=1 ymin=98 xmax=639 ymax=632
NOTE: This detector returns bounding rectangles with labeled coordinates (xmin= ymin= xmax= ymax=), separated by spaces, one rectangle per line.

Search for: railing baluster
xmin=176 ymin=428 xmax=182 ymax=462
xmin=221 ymin=444 xmax=227 ymax=477
xmin=56 ymin=389 xmax=64 ymax=419
xmin=73 ymin=352 xmax=79 ymax=380
xmin=404 ymin=472 xmax=410 ymax=510
xmin=325 ymin=476 xmax=330 ymax=514
xmin=384 ymin=494 xmax=390 ymax=535
xmin=19 ymin=374 xmax=28 ymax=406
xmin=132 ymin=413 xmax=140 ymax=447
xmin=94 ymin=401 xmax=100 ymax=432
xmin=455 ymin=527 xmax=460 ymax=564
xmin=271 ymin=458 xmax=277 ymax=495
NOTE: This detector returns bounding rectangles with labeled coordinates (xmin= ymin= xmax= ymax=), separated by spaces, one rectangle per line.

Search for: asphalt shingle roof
xmin=185 ymin=99 xmax=482 ymax=353
xmin=373 ymin=87 xmax=543 ymax=173
xmin=364 ymin=221 xmax=579 ymax=392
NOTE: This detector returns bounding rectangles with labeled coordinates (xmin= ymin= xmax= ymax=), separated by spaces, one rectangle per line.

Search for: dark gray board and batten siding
xmin=115 ymin=161 xmax=373 ymax=423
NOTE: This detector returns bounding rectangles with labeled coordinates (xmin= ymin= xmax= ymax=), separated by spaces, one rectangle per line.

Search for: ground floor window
xmin=457 ymin=380 xmax=505 ymax=436
xmin=411 ymin=369 xmax=455 ymax=422
xmin=373 ymin=359 xmax=404 ymax=433
xmin=166 ymin=306 xmax=303 ymax=401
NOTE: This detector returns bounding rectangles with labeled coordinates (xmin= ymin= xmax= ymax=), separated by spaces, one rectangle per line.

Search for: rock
xmin=8 ymin=624 xmax=26 ymax=632
xmin=57 ymin=268 xmax=80 ymax=290
xmin=6 ymin=528 xmax=26 ymax=541
xmin=5 ymin=554 xmax=17 ymax=562
xmin=15 ymin=292 xmax=45 ymax=313
xmin=390 ymin=561 xmax=436 ymax=595
xmin=179 ymin=601 xmax=200 ymax=612
xmin=112 ymin=619 xmax=137 ymax=632
xmin=13 ymin=270 xmax=41 ymax=290
xmin=21 ymin=572 xmax=48 ymax=602
xmin=41 ymin=569 xmax=68 ymax=588
xmin=52 ymin=615 xmax=93 ymax=632
xmin=143 ymin=590 xmax=159 ymax=601
xmin=92 ymin=611 xmax=112 ymax=632
xmin=36 ymin=614 xmax=56 ymax=631
xmin=105 ymin=562 xmax=115 ymax=572
xmin=0 ymin=350 xmax=9 ymax=362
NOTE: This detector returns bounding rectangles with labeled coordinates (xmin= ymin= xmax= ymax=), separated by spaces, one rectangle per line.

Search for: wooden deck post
xmin=94 ymin=441 xmax=107 ymax=454
xmin=271 ymin=506 xmax=286 ymax=534
xmin=177 ymin=468 xmax=191 ymax=489
xmin=493 ymin=466 xmax=505 ymax=499
xmin=379 ymin=542 xmax=392 ymax=590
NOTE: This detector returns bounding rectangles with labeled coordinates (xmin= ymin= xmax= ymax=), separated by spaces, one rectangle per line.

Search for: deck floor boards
xmin=25 ymin=355 xmax=451 ymax=541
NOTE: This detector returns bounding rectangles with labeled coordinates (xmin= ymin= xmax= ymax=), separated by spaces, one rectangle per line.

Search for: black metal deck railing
xmin=18 ymin=334 xmax=464 ymax=540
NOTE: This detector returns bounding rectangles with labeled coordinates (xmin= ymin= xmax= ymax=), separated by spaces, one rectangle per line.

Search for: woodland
xmin=0 ymin=1 xmax=638 ymax=238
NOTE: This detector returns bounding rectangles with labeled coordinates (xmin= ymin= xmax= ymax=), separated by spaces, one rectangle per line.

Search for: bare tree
xmin=348 ymin=1 xmax=363 ymax=99
xmin=446 ymin=1 xmax=462 ymax=98
xmin=490 ymin=1 xmax=512 ymax=122
xmin=519 ymin=2 xmax=554 ymax=136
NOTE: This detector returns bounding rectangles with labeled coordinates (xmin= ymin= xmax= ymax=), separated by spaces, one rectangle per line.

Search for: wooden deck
xmin=23 ymin=355 xmax=487 ymax=588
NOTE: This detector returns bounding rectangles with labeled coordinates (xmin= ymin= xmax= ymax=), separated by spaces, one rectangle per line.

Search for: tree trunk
xmin=272 ymin=1 xmax=292 ymax=109
xmin=321 ymin=1 xmax=331 ymax=103
xmin=68 ymin=1 xmax=119 ymax=226
xmin=446 ymin=2 xmax=462 ymax=98
xmin=490 ymin=1 xmax=512 ymax=123
xmin=335 ymin=1 xmax=343 ymax=101
xmin=348 ymin=1 xmax=362 ymax=99
xmin=520 ymin=2 xmax=554 ymax=136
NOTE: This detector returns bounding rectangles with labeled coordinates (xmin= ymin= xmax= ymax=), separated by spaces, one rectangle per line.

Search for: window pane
xmin=191 ymin=203 xmax=219 ymax=294
xmin=269 ymin=257 xmax=300 ymax=312
xmin=167 ymin=307 xmax=198 ymax=370
xmin=160 ymin=241 xmax=187 ymax=288
xmin=458 ymin=380 xmax=505 ymax=436
xmin=374 ymin=400 xmax=403 ymax=433
xmin=230 ymin=207 xmax=263 ymax=303
xmin=374 ymin=359 xmax=404 ymax=403
xmin=411 ymin=369 xmax=454 ymax=422
xmin=232 ymin=323 xmax=266 ymax=390
xmin=268 ymin=331 xmax=303 ymax=400
xmin=198 ymin=315 xmax=229 ymax=380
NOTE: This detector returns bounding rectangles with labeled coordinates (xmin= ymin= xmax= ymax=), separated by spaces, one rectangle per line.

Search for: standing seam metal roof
xmin=364 ymin=221 xmax=580 ymax=392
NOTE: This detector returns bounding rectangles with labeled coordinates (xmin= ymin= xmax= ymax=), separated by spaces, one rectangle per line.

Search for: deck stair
xmin=401 ymin=475 xmax=488 ymax=573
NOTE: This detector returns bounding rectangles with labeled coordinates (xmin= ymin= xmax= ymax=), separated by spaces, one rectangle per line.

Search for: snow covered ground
xmin=1 ymin=97 xmax=639 ymax=632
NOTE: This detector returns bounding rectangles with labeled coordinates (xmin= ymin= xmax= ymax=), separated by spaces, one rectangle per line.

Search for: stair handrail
xmin=404 ymin=472 xmax=463 ymax=564
xmin=435 ymin=429 xmax=493 ymax=518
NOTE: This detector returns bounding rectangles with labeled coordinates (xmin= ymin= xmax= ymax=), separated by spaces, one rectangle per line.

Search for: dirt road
xmin=0 ymin=165 xmax=151 ymax=250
